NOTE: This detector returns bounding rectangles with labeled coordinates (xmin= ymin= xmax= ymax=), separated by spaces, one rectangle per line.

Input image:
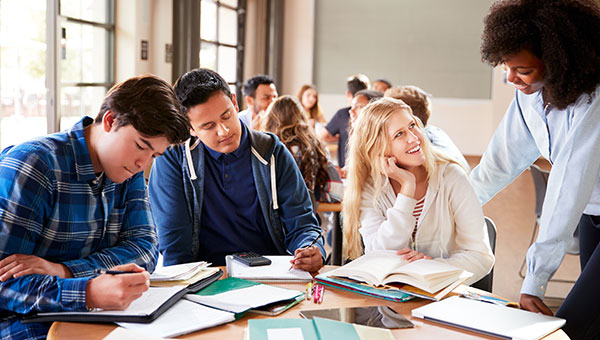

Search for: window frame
xmin=199 ymin=0 xmax=245 ymax=106
xmin=46 ymin=0 xmax=115 ymax=132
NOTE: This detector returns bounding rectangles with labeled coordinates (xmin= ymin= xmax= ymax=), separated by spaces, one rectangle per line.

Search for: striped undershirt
xmin=412 ymin=196 xmax=426 ymax=241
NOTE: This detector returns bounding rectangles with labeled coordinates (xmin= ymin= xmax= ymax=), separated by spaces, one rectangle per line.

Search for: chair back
xmin=471 ymin=216 xmax=497 ymax=292
xmin=529 ymin=164 xmax=550 ymax=219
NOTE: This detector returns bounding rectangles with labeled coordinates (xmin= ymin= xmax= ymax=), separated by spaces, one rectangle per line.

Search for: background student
xmin=348 ymin=89 xmax=383 ymax=127
xmin=470 ymin=0 xmax=600 ymax=338
xmin=0 ymin=74 xmax=191 ymax=339
xmin=261 ymin=95 xmax=342 ymax=205
xmin=371 ymin=78 xmax=392 ymax=93
xmin=148 ymin=68 xmax=325 ymax=272
xmin=319 ymin=74 xmax=370 ymax=169
xmin=343 ymin=98 xmax=494 ymax=284
xmin=238 ymin=74 xmax=278 ymax=129
xmin=296 ymin=84 xmax=327 ymax=129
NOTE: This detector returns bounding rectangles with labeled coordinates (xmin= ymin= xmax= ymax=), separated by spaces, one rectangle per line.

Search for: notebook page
xmin=117 ymin=299 xmax=235 ymax=338
xmin=227 ymin=255 xmax=312 ymax=281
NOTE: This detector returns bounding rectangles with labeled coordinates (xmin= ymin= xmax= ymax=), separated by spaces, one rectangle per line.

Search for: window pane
xmin=60 ymin=0 xmax=110 ymax=24
xmin=201 ymin=0 xmax=217 ymax=42
xmin=60 ymin=86 xmax=107 ymax=129
xmin=218 ymin=7 xmax=237 ymax=45
xmin=200 ymin=42 xmax=217 ymax=71
xmin=217 ymin=46 xmax=236 ymax=83
xmin=60 ymin=22 xmax=110 ymax=84
xmin=220 ymin=0 xmax=238 ymax=8
xmin=0 ymin=0 xmax=47 ymax=150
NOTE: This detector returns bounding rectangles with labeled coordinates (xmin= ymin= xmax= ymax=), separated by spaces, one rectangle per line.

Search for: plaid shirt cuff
xmin=60 ymin=277 xmax=90 ymax=311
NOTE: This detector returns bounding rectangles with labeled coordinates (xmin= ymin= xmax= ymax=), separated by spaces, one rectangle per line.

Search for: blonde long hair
xmin=342 ymin=97 xmax=460 ymax=260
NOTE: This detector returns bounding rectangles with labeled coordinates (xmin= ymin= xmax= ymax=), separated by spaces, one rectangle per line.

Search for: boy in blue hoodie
xmin=148 ymin=68 xmax=325 ymax=271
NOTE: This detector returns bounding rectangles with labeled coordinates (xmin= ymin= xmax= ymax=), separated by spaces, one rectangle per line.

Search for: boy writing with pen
xmin=0 ymin=75 xmax=191 ymax=340
xmin=148 ymin=68 xmax=325 ymax=272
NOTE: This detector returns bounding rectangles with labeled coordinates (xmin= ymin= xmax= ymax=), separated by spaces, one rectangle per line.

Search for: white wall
xmin=281 ymin=1 xmax=514 ymax=156
xmin=280 ymin=0 xmax=314 ymax=95
xmin=115 ymin=0 xmax=172 ymax=83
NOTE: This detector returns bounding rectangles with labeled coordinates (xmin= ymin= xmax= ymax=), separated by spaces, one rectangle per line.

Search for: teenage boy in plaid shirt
xmin=0 ymin=74 xmax=190 ymax=340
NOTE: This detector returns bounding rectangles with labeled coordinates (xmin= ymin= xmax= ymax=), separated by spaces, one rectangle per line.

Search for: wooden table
xmin=47 ymin=267 xmax=569 ymax=340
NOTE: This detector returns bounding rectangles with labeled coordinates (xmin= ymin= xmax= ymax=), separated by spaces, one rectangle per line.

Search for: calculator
xmin=232 ymin=252 xmax=272 ymax=266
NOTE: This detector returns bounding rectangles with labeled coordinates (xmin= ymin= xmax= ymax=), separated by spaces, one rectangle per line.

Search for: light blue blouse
xmin=471 ymin=86 xmax=600 ymax=298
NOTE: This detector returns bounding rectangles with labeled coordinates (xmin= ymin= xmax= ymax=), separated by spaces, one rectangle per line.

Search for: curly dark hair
xmin=261 ymin=95 xmax=329 ymax=195
xmin=481 ymin=0 xmax=600 ymax=109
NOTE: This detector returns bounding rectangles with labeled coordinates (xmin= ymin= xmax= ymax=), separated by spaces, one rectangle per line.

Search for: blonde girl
xmin=342 ymin=97 xmax=493 ymax=284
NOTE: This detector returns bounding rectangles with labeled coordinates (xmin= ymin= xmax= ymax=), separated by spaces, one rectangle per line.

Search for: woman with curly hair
xmin=470 ymin=0 xmax=600 ymax=337
xmin=296 ymin=84 xmax=327 ymax=128
xmin=261 ymin=95 xmax=341 ymax=204
xmin=342 ymin=98 xmax=494 ymax=284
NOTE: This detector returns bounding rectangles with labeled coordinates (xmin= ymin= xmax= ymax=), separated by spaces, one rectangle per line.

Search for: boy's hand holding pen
xmin=289 ymin=231 xmax=325 ymax=273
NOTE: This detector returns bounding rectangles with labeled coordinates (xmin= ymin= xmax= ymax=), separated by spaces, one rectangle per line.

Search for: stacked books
xmin=316 ymin=250 xmax=472 ymax=301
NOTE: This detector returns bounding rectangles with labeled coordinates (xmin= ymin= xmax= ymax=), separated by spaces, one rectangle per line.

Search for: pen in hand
xmin=289 ymin=231 xmax=325 ymax=270
xmin=94 ymin=269 xmax=137 ymax=275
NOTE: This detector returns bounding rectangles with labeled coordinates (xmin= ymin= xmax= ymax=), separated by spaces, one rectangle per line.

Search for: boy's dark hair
xmin=95 ymin=74 xmax=190 ymax=144
xmin=347 ymin=75 xmax=369 ymax=96
xmin=173 ymin=68 xmax=232 ymax=113
xmin=242 ymin=74 xmax=275 ymax=98
xmin=354 ymin=89 xmax=384 ymax=102
xmin=481 ymin=0 xmax=600 ymax=109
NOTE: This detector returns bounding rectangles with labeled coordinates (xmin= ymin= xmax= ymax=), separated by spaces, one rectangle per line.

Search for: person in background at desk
xmin=238 ymin=74 xmax=278 ymax=130
xmin=385 ymin=85 xmax=470 ymax=171
xmin=0 ymin=75 xmax=191 ymax=340
xmin=342 ymin=98 xmax=494 ymax=284
xmin=319 ymin=74 xmax=370 ymax=170
xmin=148 ymin=68 xmax=325 ymax=272
xmin=260 ymin=95 xmax=343 ymax=206
xmin=471 ymin=0 xmax=600 ymax=338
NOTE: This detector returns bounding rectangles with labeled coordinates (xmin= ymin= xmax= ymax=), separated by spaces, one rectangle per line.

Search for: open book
xmin=326 ymin=250 xmax=471 ymax=299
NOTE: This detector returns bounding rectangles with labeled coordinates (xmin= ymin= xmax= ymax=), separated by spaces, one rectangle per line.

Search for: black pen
xmin=306 ymin=231 xmax=325 ymax=248
xmin=94 ymin=269 xmax=136 ymax=275
xmin=289 ymin=231 xmax=325 ymax=270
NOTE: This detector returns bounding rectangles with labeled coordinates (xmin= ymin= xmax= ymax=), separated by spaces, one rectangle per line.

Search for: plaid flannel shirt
xmin=0 ymin=117 xmax=158 ymax=340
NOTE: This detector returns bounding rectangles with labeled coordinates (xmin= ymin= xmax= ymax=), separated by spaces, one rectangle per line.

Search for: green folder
xmin=248 ymin=317 xmax=394 ymax=340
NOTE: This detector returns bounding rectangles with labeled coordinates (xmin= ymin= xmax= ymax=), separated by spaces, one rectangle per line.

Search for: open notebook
xmin=226 ymin=255 xmax=312 ymax=282
xmin=412 ymin=296 xmax=566 ymax=340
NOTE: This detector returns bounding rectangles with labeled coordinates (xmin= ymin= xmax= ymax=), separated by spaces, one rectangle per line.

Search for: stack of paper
xmin=117 ymin=299 xmax=235 ymax=338
xmin=151 ymin=262 xmax=219 ymax=287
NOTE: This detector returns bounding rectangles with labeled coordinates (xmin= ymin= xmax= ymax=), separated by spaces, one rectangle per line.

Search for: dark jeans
xmin=556 ymin=214 xmax=600 ymax=340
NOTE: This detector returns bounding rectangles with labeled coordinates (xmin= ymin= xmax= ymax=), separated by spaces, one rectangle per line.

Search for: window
xmin=199 ymin=0 xmax=244 ymax=100
xmin=58 ymin=0 xmax=114 ymax=128
xmin=0 ymin=0 xmax=114 ymax=150
xmin=0 ymin=0 xmax=47 ymax=149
